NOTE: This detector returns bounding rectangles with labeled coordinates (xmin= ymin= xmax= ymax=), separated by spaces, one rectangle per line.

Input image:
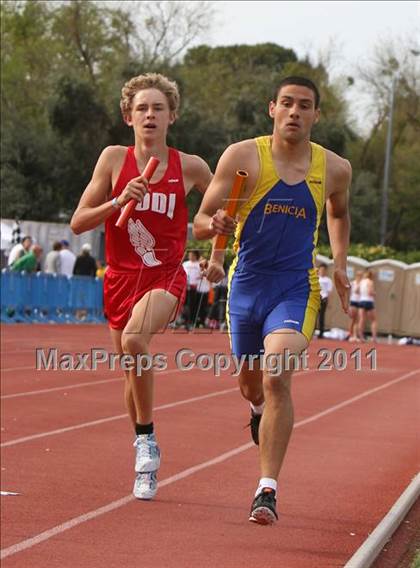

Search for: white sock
xmin=250 ymin=402 xmax=265 ymax=415
xmin=255 ymin=477 xmax=277 ymax=497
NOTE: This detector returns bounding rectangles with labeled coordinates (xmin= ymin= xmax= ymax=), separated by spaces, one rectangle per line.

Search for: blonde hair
xmin=120 ymin=73 xmax=180 ymax=119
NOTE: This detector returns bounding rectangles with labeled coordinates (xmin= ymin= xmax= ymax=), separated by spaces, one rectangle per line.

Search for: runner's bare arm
xmin=182 ymin=154 xmax=213 ymax=196
xmin=326 ymin=155 xmax=352 ymax=312
xmin=71 ymin=147 xmax=149 ymax=234
xmin=193 ymin=144 xmax=248 ymax=240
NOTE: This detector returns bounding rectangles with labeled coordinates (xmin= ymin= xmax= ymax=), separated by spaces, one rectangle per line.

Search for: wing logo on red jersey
xmin=128 ymin=218 xmax=162 ymax=267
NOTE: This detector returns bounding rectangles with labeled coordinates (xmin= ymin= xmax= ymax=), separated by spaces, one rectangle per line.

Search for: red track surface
xmin=1 ymin=325 xmax=419 ymax=567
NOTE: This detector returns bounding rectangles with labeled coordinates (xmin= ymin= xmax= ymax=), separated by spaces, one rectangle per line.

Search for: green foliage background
xmin=1 ymin=0 xmax=419 ymax=257
xmin=185 ymin=239 xmax=420 ymax=264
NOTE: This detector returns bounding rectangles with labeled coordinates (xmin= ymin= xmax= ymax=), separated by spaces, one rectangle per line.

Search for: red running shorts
xmin=103 ymin=266 xmax=187 ymax=330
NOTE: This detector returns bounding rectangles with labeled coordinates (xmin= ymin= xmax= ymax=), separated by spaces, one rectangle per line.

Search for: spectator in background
xmin=73 ymin=243 xmax=97 ymax=277
xmin=182 ymin=250 xmax=201 ymax=328
xmin=317 ymin=263 xmax=333 ymax=339
xmin=358 ymin=269 xmax=378 ymax=343
xmin=59 ymin=240 xmax=76 ymax=277
xmin=7 ymin=236 xmax=32 ymax=267
xmin=196 ymin=266 xmax=210 ymax=328
xmin=206 ymin=263 xmax=229 ymax=330
xmin=348 ymin=270 xmax=362 ymax=342
xmin=72 ymin=244 xmax=97 ymax=321
xmin=44 ymin=241 xmax=62 ymax=274
xmin=96 ymin=259 xmax=107 ymax=278
xmin=11 ymin=244 xmax=43 ymax=273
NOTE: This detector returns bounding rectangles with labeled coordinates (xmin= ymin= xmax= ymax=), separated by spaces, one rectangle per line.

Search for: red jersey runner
xmin=104 ymin=147 xmax=188 ymax=329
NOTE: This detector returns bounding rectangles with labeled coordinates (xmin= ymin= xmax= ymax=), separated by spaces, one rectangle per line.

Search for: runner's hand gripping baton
xmin=115 ymin=156 xmax=160 ymax=229
xmin=206 ymin=170 xmax=248 ymax=283
xmin=213 ymin=170 xmax=248 ymax=251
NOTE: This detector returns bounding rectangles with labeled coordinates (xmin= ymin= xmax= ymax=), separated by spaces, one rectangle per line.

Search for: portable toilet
xmin=395 ymin=263 xmax=420 ymax=338
xmin=369 ymin=259 xmax=407 ymax=335
xmin=346 ymin=256 xmax=370 ymax=282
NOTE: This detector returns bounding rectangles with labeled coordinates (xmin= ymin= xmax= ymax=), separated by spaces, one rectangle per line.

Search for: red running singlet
xmin=104 ymin=147 xmax=188 ymax=329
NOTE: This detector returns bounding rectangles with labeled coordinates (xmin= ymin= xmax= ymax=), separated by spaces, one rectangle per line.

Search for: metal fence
xmin=1 ymin=271 xmax=105 ymax=324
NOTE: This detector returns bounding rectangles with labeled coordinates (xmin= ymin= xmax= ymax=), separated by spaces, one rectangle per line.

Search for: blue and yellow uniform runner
xmin=227 ymin=135 xmax=325 ymax=356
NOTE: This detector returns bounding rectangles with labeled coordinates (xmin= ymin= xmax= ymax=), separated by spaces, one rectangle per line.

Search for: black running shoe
xmin=249 ymin=488 xmax=278 ymax=525
xmin=248 ymin=410 xmax=262 ymax=445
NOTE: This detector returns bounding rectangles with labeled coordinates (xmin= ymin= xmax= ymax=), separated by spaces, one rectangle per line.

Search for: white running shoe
xmin=133 ymin=433 xmax=161 ymax=473
xmin=133 ymin=471 xmax=158 ymax=500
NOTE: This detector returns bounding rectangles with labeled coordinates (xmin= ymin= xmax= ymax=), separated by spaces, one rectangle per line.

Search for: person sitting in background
xmin=358 ymin=269 xmax=378 ymax=342
xmin=11 ymin=244 xmax=43 ymax=273
xmin=73 ymin=243 xmax=97 ymax=277
xmin=317 ymin=263 xmax=333 ymax=338
xmin=96 ymin=259 xmax=107 ymax=278
xmin=44 ymin=241 xmax=62 ymax=274
xmin=59 ymin=240 xmax=76 ymax=277
xmin=348 ymin=270 xmax=362 ymax=342
xmin=7 ymin=236 xmax=32 ymax=267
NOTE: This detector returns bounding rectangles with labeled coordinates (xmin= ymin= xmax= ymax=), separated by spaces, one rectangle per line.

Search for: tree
xmin=1 ymin=0 xmax=58 ymax=128
xmin=50 ymin=0 xmax=135 ymax=111
xmin=172 ymin=43 xmax=298 ymax=162
xmin=350 ymin=37 xmax=420 ymax=249
xmin=1 ymin=121 xmax=59 ymax=220
xmin=1 ymin=0 xmax=215 ymax=221
xmin=49 ymin=78 xmax=113 ymax=217
xmin=172 ymin=43 xmax=354 ymax=222
xmin=109 ymin=1 xmax=215 ymax=66
xmin=2 ymin=2 xmax=418 ymax=253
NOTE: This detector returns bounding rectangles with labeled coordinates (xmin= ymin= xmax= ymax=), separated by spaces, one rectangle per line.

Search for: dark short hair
xmin=273 ymin=76 xmax=320 ymax=109
xmin=318 ymin=263 xmax=328 ymax=269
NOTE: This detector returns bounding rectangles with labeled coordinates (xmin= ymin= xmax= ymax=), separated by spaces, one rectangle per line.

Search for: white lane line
xmin=0 ymin=367 xmax=321 ymax=400
xmin=0 ymin=350 xmax=170 ymax=371
xmin=0 ymin=364 xmax=317 ymax=400
xmin=343 ymin=473 xmax=420 ymax=568
xmin=1 ymin=350 xmax=36 ymax=355
xmin=296 ymin=369 xmax=420 ymax=428
xmin=1 ymin=367 xmax=183 ymax=399
xmin=2 ymin=368 xmax=418 ymax=447
xmin=1 ymin=378 xmax=122 ymax=399
xmin=1 ymin=366 xmax=34 ymax=373
xmin=1 ymin=387 xmax=240 ymax=447
xmin=0 ymin=347 xmax=220 ymax=371
xmin=2 ymin=368 xmax=418 ymax=560
xmin=1 ymin=365 xmax=241 ymax=399
xmin=0 ymin=442 xmax=252 ymax=560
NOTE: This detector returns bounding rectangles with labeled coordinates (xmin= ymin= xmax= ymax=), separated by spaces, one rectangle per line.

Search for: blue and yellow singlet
xmin=227 ymin=136 xmax=326 ymax=353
